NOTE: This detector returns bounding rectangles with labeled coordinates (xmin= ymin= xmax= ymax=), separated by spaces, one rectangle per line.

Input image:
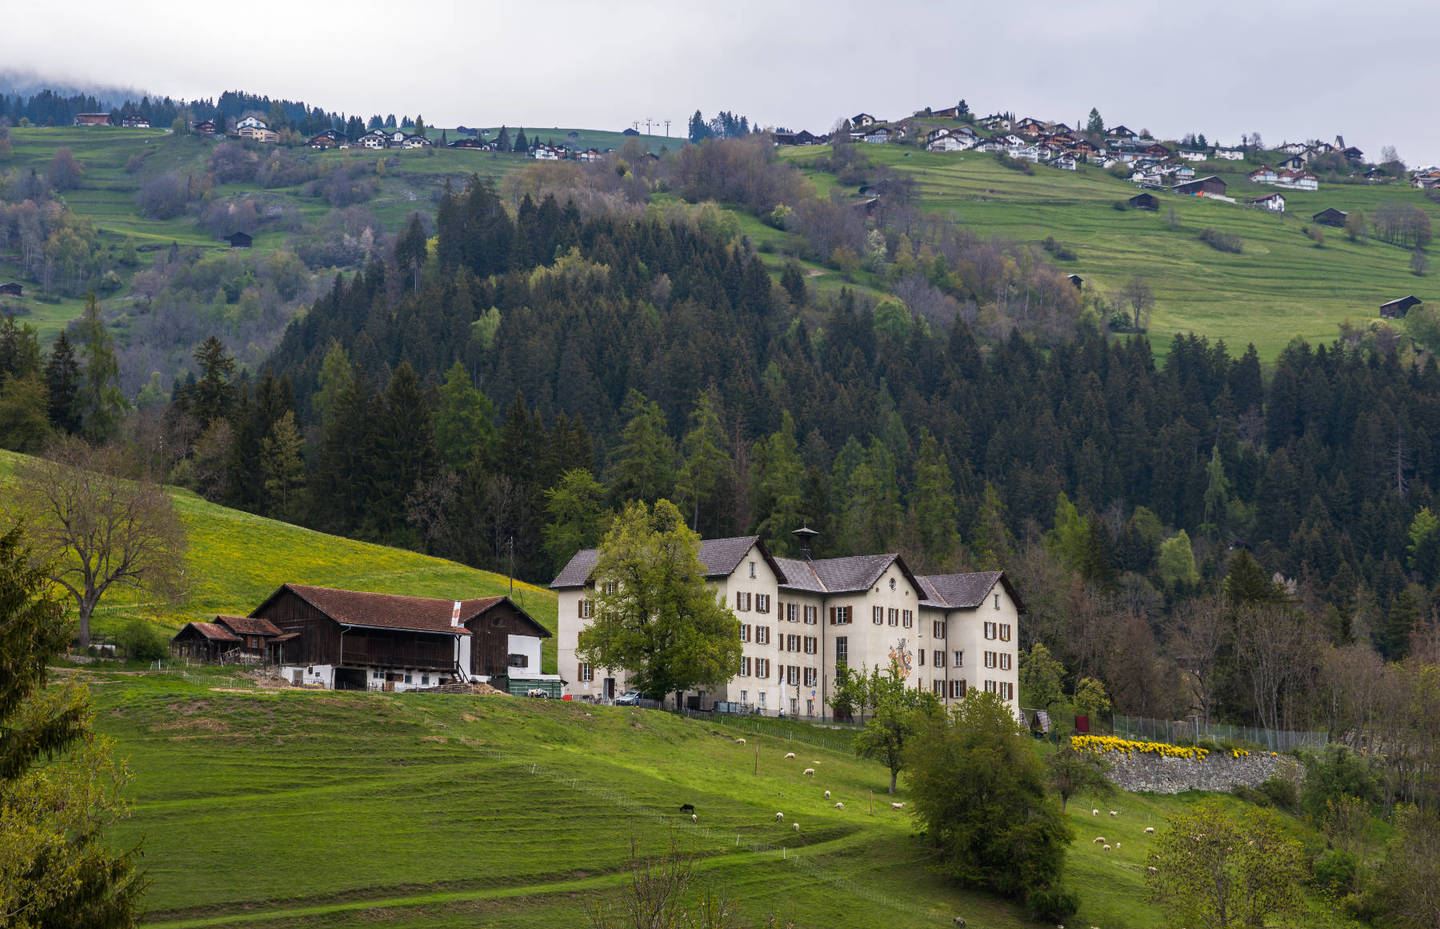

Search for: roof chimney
xmin=793 ymin=526 xmax=819 ymax=560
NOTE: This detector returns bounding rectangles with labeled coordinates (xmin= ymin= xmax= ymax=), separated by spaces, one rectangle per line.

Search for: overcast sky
xmin=12 ymin=0 xmax=1436 ymax=164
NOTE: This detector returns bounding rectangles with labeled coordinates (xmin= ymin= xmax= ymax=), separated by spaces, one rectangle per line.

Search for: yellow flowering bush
xmin=1070 ymin=734 xmax=1209 ymax=762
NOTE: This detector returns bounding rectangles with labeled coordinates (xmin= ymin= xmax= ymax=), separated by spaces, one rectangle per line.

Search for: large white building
xmin=551 ymin=530 xmax=1022 ymax=718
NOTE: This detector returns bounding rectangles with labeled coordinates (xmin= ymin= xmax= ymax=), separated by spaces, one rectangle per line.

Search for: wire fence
xmin=1111 ymin=714 xmax=1328 ymax=752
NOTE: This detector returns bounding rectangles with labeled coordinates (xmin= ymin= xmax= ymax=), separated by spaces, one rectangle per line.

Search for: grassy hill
xmin=0 ymin=450 xmax=556 ymax=666
xmin=778 ymin=144 xmax=1440 ymax=359
xmin=74 ymin=669 xmax=1351 ymax=929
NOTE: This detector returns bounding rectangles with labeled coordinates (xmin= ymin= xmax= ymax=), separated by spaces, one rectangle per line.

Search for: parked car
xmin=615 ymin=690 xmax=641 ymax=706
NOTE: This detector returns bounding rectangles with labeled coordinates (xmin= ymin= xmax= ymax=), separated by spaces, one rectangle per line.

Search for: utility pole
xmin=664 ymin=119 xmax=671 ymax=137
xmin=507 ymin=535 xmax=515 ymax=598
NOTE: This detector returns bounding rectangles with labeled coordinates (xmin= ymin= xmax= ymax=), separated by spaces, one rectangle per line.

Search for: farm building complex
xmin=552 ymin=530 xmax=1022 ymax=719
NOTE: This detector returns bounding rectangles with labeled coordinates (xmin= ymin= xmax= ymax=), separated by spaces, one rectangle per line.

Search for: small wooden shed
xmin=226 ymin=232 xmax=253 ymax=249
xmin=1380 ymin=296 xmax=1423 ymax=319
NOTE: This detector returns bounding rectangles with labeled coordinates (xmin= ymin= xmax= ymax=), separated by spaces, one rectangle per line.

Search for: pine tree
xmin=188 ymin=335 xmax=236 ymax=427
xmin=374 ymin=362 xmax=437 ymax=539
xmin=752 ymin=411 xmax=806 ymax=553
xmin=434 ymin=360 xmax=496 ymax=471
xmin=910 ymin=429 xmax=960 ymax=569
xmin=73 ymin=293 xmax=127 ymax=442
xmin=42 ymin=330 xmax=80 ymax=433
xmin=312 ymin=339 xmax=353 ymax=427
xmin=513 ymin=128 xmax=528 ymax=152
xmin=780 ymin=261 xmax=807 ymax=306
xmin=608 ymin=389 xmax=676 ymax=505
xmin=677 ymin=387 xmax=732 ymax=533
xmin=261 ymin=410 xmax=306 ymax=522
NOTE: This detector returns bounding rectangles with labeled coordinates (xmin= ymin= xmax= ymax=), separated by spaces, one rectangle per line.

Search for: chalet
xmin=1069 ymin=138 xmax=1097 ymax=154
xmin=851 ymin=113 xmax=877 ymax=128
xmin=1015 ymin=117 xmax=1050 ymax=137
xmin=226 ymin=232 xmax=253 ymax=249
xmin=1280 ymin=141 xmax=1309 ymax=155
xmin=927 ymin=132 xmax=971 ymax=152
xmin=235 ymin=115 xmax=268 ymax=132
xmin=861 ymin=127 xmax=893 ymax=144
xmin=1342 ymin=146 xmax=1365 ymax=164
xmin=1249 ymin=166 xmax=1279 ymax=184
xmin=308 ymin=133 xmax=341 ymax=149
xmin=74 ymin=113 xmax=111 ymax=126
xmin=448 ymin=137 xmax=489 ymax=149
xmin=1128 ymin=192 xmax=1160 ymax=210
xmin=172 ymin=615 xmax=294 ymax=663
xmin=1312 ymin=207 xmax=1348 ymax=227
xmin=1106 ymin=125 xmax=1137 ymax=140
xmin=974 ymin=137 xmax=1007 ymax=153
xmin=979 ymin=114 xmax=1011 ymax=131
xmin=1171 ymin=163 xmax=1197 ymax=181
xmin=1277 ymin=154 xmax=1307 ymax=171
xmin=1214 ymin=147 xmax=1245 ymax=160
xmin=1053 ymin=154 xmax=1078 ymax=171
xmin=533 ymin=144 xmax=563 ymax=160
xmin=1249 ymin=193 xmax=1286 ymax=213
xmin=554 ymin=530 xmax=1023 ymax=716
xmin=1362 ymin=166 xmax=1387 ymax=181
xmin=577 ymin=149 xmax=601 ymax=163
xmin=1178 ymin=150 xmax=1208 ymax=162
xmin=400 ymin=133 xmax=430 ymax=149
xmin=190 ymin=119 xmax=217 ymax=135
xmin=251 ymin=584 xmax=552 ymax=692
xmin=121 ymin=115 xmax=151 ymax=129
xmin=0 ymin=282 xmax=22 ymax=296
xmin=1142 ymin=143 xmax=1172 ymax=158
xmin=1380 ymin=296 xmax=1423 ymax=319
xmin=237 ymin=125 xmax=279 ymax=143
xmin=1173 ymin=176 xmax=1227 ymax=197
xmin=356 ymin=129 xmax=390 ymax=149
xmin=1276 ymin=170 xmax=1318 ymax=191
xmin=930 ymin=105 xmax=965 ymax=119
xmin=1412 ymin=171 xmax=1440 ymax=190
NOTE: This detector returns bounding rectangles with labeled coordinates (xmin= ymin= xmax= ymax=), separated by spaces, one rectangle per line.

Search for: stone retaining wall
xmin=1102 ymin=750 xmax=1301 ymax=794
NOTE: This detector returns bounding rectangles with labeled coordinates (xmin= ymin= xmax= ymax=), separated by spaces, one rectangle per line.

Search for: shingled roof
xmin=255 ymin=585 xmax=485 ymax=635
xmin=215 ymin=615 xmax=283 ymax=637
xmin=176 ymin=621 xmax=242 ymax=642
xmin=550 ymin=536 xmax=773 ymax=589
xmin=918 ymin=571 xmax=1026 ymax=613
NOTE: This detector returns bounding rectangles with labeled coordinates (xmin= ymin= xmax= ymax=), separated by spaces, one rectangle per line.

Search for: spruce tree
xmin=434 ymin=360 xmax=496 ymax=471
xmin=677 ymin=387 xmax=732 ymax=533
xmin=608 ymin=389 xmax=676 ymax=505
xmin=261 ymin=410 xmax=306 ymax=522
xmin=73 ymin=293 xmax=127 ymax=442
xmin=43 ymin=331 xmax=81 ymax=433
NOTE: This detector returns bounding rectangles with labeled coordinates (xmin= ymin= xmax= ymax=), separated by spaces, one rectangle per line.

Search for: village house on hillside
xmin=1313 ymin=207 xmax=1348 ymax=227
xmin=1249 ymin=192 xmax=1286 ymax=213
xmin=552 ymin=530 xmax=1022 ymax=718
xmin=196 ymin=585 xmax=555 ymax=694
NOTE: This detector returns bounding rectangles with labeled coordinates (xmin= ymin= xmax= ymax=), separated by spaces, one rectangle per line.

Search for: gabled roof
xmin=461 ymin=596 xmax=552 ymax=639
xmin=550 ymin=536 xmax=779 ymax=589
xmin=917 ymin=571 xmax=1027 ymax=613
xmin=252 ymin=584 xmax=480 ymax=635
xmin=174 ymin=621 xmax=241 ymax=643
xmin=1381 ymin=295 xmax=1423 ymax=309
xmin=215 ymin=615 xmax=283 ymax=636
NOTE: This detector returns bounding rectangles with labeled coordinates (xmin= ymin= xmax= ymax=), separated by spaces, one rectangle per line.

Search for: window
xmin=984 ymin=621 xmax=996 ymax=640
xmin=508 ymin=653 xmax=528 ymax=668
xmin=953 ymin=650 xmax=964 ymax=668
xmin=1000 ymin=623 xmax=1012 ymax=643
xmin=756 ymin=658 xmax=770 ymax=678
xmin=994 ymin=593 xmax=1000 ymax=610
xmin=888 ymin=608 xmax=898 ymax=626
xmin=740 ymin=624 xmax=752 ymax=643
xmin=756 ymin=626 xmax=771 ymax=645
xmin=873 ymin=606 xmax=884 ymax=625
xmin=740 ymin=689 xmax=748 ymax=704
xmin=934 ymin=650 xmax=944 ymax=667
xmin=804 ymin=605 xmax=818 ymax=625
xmin=741 ymin=656 xmax=752 ymax=676
xmin=736 ymin=592 xmax=751 ymax=611
xmin=578 ymin=663 xmax=594 ymax=682
xmin=788 ymin=634 xmax=800 ymax=652
xmin=831 ymin=606 xmax=852 ymax=625
xmin=917 ymin=649 xmax=926 ymax=667
xmin=835 ymin=637 xmax=848 ymax=664
xmin=1000 ymin=652 xmax=1012 ymax=671
xmin=950 ymin=679 xmax=966 ymax=699
xmin=933 ymin=680 xmax=944 ymax=695
xmin=756 ymin=594 xmax=771 ymax=614
xmin=933 ymin=620 xmax=945 ymax=639
xmin=787 ymin=665 xmax=800 ymax=686
xmin=984 ymin=651 xmax=996 ymax=669
xmin=579 ymin=598 xmax=593 ymax=618
xmin=750 ymin=561 xmax=756 ymax=579
xmin=804 ymin=636 xmax=817 ymax=655
xmin=421 ymin=674 xmax=429 ymax=685
xmin=602 ymin=581 xmax=617 ymax=595
xmin=804 ymin=667 xmax=818 ymax=687
xmin=902 ymin=609 xmax=913 ymax=628
xmin=786 ymin=603 xmax=799 ymax=622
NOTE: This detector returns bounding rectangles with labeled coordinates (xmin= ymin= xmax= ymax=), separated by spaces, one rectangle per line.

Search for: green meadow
xmin=69 ymin=669 xmax=1353 ymax=929
xmin=780 ymin=144 xmax=1440 ymax=358
xmin=0 ymin=450 xmax=555 ymax=667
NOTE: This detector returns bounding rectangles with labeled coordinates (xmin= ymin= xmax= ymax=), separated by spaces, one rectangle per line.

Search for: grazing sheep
xmin=1114 ymin=842 xmax=1121 ymax=849
xmin=1091 ymin=809 xmax=1099 ymax=816
xmin=1093 ymin=837 xmax=1106 ymax=844
xmin=679 ymin=803 xmax=695 ymax=813
xmin=1147 ymin=866 xmax=1158 ymax=874
xmin=824 ymin=790 xmax=831 ymax=799
xmin=691 ymin=813 xmax=697 ymax=823
xmin=784 ymin=752 xmax=796 ymax=759
xmin=775 ymin=812 xmax=784 ymax=821
xmin=834 ymin=802 xmax=844 ymax=809
xmin=735 ymin=738 xmax=746 ymax=745
xmin=1102 ymin=844 xmax=1111 ymax=852
xmin=1144 ymin=826 xmax=1155 ymax=834
xmin=891 ymin=801 xmax=906 ymax=810
xmin=793 ymin=822 xmax=800 ymax=832
xmin=1109 ymin=810 xmax=1118 ymax=816
xmin=803 ymin=768 xmax=816 ymax=776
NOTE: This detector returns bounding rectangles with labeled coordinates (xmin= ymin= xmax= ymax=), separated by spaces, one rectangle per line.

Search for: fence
xmin=1111 ymin=714 xmax=1328 ymax=752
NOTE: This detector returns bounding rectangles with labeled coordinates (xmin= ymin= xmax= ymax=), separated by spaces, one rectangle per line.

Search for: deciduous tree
xmin=852 ymin=662 xmax=943 ymax=793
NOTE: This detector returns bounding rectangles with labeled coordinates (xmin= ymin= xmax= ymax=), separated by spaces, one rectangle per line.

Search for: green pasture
xmin=0 ymin=450 xmax=556 ymax=666
xmin=69 ymin=669 xmax=1355 ymax=929
xmin=782 ymin=145 xmax=1439 ymax=358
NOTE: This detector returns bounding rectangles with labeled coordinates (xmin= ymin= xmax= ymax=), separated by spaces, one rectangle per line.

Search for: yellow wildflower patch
xmin=1070 ymin=734 xmax=1209 ymax=762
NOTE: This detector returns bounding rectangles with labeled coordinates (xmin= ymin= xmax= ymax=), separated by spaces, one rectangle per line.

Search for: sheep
xmin=834 ymin=802 xmax=845 ymax=809
xmin=824 ymin=790 xmax=831 ymax=799
xmin=803 ymin=768 xmax=816 ymax=776
xmin=891 ymin=801 xmax=906 ymax=810
xmin=691 ymin=813 xmax=698 ymax=823
xmin=1146 ymin=866 xmax=1158 ymax=874
xmin=1102 ymin=844 xmax=1111 ymax=852
xmin=953 ymin=919 xmax=966 ymax=927
xmin=784 ymin=752 xmax=796 ymax=760
xmin=735 ymin=738 xmax=746 ymax=745
xmin=793 ymin=822 xmax=800 ymax=832
xmin=1092 ymin=809 xmax=1099 ymax=816
xmin=775 ymin=811 xmax=784 ymax=821
xmin=1109 ymin=810 xmax=1119 ymax=816
xmin=1093 ymin=837 xmax=1106 ymax=844
xmin=1114 ymin=842 xmax=1121 ymax=849
xmin=1144 ymin=826 xmax=1155 ymax=834
xmin=679 ymin=803 xmax=695 ymax=813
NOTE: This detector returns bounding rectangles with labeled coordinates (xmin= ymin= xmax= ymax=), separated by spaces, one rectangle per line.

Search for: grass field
xmin=69 ymin=668 xmax=1354 ymax=929
xmin=780 ymin=144 xmax=1440 ymax=359
xmin=0 ymin=450 xmax=556 ymax=667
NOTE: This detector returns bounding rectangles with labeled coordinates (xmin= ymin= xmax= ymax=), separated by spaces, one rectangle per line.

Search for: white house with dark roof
xmin=551 ymin=530 xmax=1022 ymax=718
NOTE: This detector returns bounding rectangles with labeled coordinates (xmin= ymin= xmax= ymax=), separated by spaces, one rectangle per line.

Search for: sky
xmin=10 ymin=0 xmax=1437 ymax=165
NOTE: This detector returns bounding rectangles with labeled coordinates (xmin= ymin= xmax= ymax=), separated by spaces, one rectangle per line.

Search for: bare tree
xmin=1169 ymin=597 xmax=1228 ymax=726
xmin=13 ymin=438 xmax=187 ymax=647
xmin=1233 ymin=603 xmax=1320 ymax=733
xmin=1119 ymin=275 xmax=1154 ymax=332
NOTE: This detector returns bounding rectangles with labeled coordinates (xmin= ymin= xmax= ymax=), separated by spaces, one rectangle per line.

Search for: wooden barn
xmin=249 ymin=584 xmax=552 ymax=691
xmin=1312 ymin=207 xmax=1348 ymax=227
xmin=1128 ymin=192 xmax=1159 ymax=211
xmin=171 ymin=615 xmax=295 ymax=663
xmin=1172 ymin=176 xmax=1227 ymax=197
xmin=0 ymin=282 xmax=22 ymax=296
xmin=226 ymin=232 xmax=253 ymax=249
xmin=1380 ymin=296 xmax=1423 ymax=319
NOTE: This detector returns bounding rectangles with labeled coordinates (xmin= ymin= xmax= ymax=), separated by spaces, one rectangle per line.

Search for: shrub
xmin=1312 ymin=848 xmax=1360 ymax=895
xmin=996 ymin=153 xmax=1034 ymax=175
xmin=1026 ymin=883 xmax=1079 ymax=921
xmin=1301 ymin=745 xmax=1381 ymax=821
xmin=136 ymin=173 xmax=191 ymax=219
xmin=115 ymin=618 xmax=170 ymax=661
xmin=1199 ymin=227 xmax=1243 ymax=253
xmin=1260 ymin=774 xmax=1299 ymax=811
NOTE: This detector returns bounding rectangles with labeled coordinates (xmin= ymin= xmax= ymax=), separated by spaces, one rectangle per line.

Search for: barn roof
xmin=215 ymin=615 xmax=283 ymax=636
xmin=254 ymin=584 xmax=487 ymax=635
xmin=173 ymin=621 xmax=242 ymax=643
